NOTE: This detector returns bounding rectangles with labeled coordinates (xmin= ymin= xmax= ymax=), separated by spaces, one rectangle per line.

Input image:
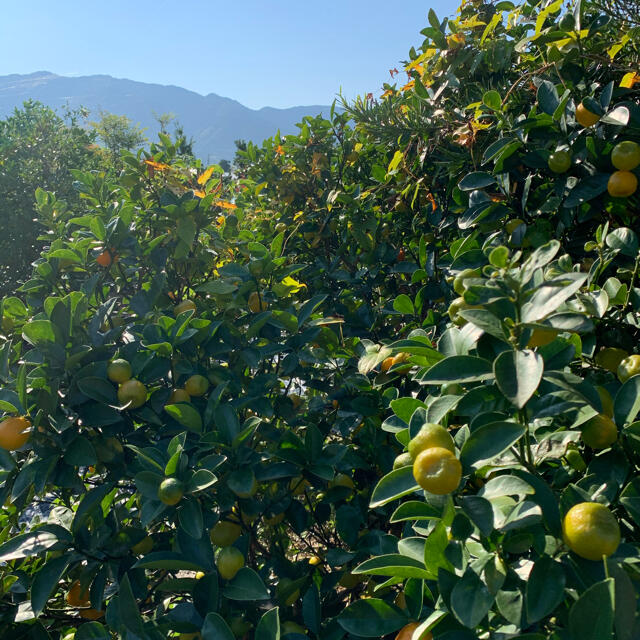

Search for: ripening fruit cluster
xmin=394 ymin=423 xmax=462 ymax=495
xmin=572 ymin=100 xmax=639 ymax=198
xmin=107 ymin=357 xmax=148 ymax=409
xmin=608 ymin=140 xmax=639 ymax=198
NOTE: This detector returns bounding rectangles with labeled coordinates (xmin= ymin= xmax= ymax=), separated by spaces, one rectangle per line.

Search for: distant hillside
xmin=0 ymin=72 xmax=332 ymax=161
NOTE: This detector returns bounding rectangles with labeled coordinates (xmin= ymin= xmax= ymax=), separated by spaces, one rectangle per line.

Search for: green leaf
xmin=227 ymin=469 xmax=256 ymax=497
xmin=494 ymin=349 xmax=543 ymax=409
xmin=338 ymin=599 xmax=407 ymax=637
xmin=461 ymin=496 xmax=494 ymax=536
xmin=22 ymin=320 xmax=60 ymax=347
xmin=428 ymin=8 xmax=440 ymax=30
xmin=134 ymin=471 xmax=163 ymax=498
xmin=255 ymin=607 xmax=280 ymax=640
xmin=31 ymin=554 xmax=71 ymax=616
xmin=459 ymin=172 xmax=496 ymax=191
xmin=177 ymin=215 xmax=197 ymax=247
xmin=522 ymin=273 xmax=588 ymax=322
xmin=483 ymin=138 xmax=519 ymax=164
xmin=271 ymin=231 xmax=285 ymax=257
xmin=393 ymin=294 xmax=414 ymax=315
xmin=75 ymin=623 xmax=111 ymax=640
xmin=450 ymin=567 xmax=494 ymax=628
xmin=564 ymin=174 xmax=609 ymax=208
xmin=419 ymin=355 xmax=493 ymax=384
xmin=483 ymin=90 xmax=502 ymax=111
xmin=353 ymin=555 xmax=430 ymax=579
xmin=358 ymin=341 xmax=392 ymax=375
xmin=390 ymin=501 xmax=441 ymax=522
xmin=606 ymin=227 xmax=638 ymax=257
xmin=118 ymin=574 xmax=144 ymax=634
xmin=460 ymin=421 xmax=525 ymax=467
xmin=187 ymin=469 xmax=217 ymax=493
xmin=223 ymin=567 xmax=270 ymax=601
xmin=72 ymin=485 xmax=113 ymax=534
xmin=0 ymin=527 xmax=70 ymax=561
xmin=610 ymin=562 xmax=636 ymax=640
xmin=568 ymin=578 xmax=615 ymax=640
xmin=133 ymin=551 xmax=206 ymax=571
xmin=512 ymin=469 xmax=562 ymax=537
xmin=537 ymin=80 xmax=559 ymax=114
xmin=427 ymin=395 xmax=460 ymax=424
xmin=302 ymin=584 xmax=321 ymax=636
xmin=614 ymin=376 xmax=640 ymax=427
xmin=196 ymin=279 xmax=238 ymax=295
xmin=459 ymin=308 xmax=507 ymax=339
xmin=370 ymin=466 xmax=419 ymax=508
xmin=64 ymin=436 xmax=97 ymax=467
xmin=424 ymin=521 xmax=454 ymax=578
xmin=164 ymin=403 xmax=203 ymax=432
xmin=526 ymin=555 xmax=566 ymax=623
xmin=77 ymin=377 xmax=118 ymax=405
xmin=390 ymin=397 xmax=427 ymax=424
xmin=202 ymin=613 xmax=235 ymax=640
xmin=178 ymin=498 xmax=203 ymax=539
xmin=520 ymin=241 xmax=560 ymax=284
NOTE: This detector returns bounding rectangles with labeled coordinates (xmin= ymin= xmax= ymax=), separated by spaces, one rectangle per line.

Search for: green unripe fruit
xmin=611 ymin=141 xmax=640 ymax=171
xmin=107 ymin=358 xmax=132 ymax=383
xmin=408 ymin=423 xmax=456 ymax=459
xmin=210 ymin=520 xmax=242 ymax=547
xmin=216 ymin=546 xmax=245 ymax=580
xmin=618 ymin=354 xmax=640 ymax=383
xmin=453 ymin=268 xmax=481 ymax=295
xmin=548 ymin=150 xmax=572 ymax=174
xmin=157 ymin=478 xmax=184 ymax=506
xmin=184 ymin=374 xmax=209 ymax=397
xmin=393 ymin=452 xmax=413 ymax=470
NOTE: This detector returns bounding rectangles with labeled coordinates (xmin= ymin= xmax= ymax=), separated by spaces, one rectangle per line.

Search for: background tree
xmin=0 ymin=101 xmax=98 ymax=296
xmin=90 ymin=111 xmax=147 ymax=167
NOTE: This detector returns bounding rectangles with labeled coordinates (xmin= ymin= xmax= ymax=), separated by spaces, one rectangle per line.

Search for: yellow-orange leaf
xmin=144 ymin=160 xmax=171 ymax=171
xmin=214 ymin=200 xmax=237 ymax=210
xmin=281 ymin=276 xmax=306 ymax=293
xmin=620 ymin=72 xmax=640 ymax=88
xmin=608 ymin=34 xmax=630 ymax=60
xmin=197 ymin=166 xmax=215 ymax=185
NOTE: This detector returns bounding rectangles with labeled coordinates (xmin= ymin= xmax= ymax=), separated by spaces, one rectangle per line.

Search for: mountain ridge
xmin=0 ymin=71 xmax=332 ymax=161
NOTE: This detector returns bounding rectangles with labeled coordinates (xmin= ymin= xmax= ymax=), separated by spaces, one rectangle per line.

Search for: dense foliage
xmin=0 ymin=1 xmax=639 ymax=639
xmin=0 ymin=102 xmax=99 ymax=297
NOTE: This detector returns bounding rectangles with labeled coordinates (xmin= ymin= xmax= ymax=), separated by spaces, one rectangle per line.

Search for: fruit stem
xmin=519 ymin=408 xmax=534 ymax=469
xmin=622 ymin=253 xmax=640 ymax=313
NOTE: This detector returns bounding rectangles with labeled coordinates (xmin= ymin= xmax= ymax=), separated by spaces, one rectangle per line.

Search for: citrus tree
xmin=0 ymin=125 xmax=403 ymax=639
xmin=0 ymin=0 xmax=639 ymax=639
xmin=328 ymin=0 xmax=640 ymax=638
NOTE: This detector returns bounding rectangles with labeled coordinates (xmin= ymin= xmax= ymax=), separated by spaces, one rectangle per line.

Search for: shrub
xmin=0 ymin=0 xmax=638 ymax=638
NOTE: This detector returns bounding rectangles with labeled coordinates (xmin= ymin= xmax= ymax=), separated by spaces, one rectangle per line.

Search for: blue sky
xmin=0 ymin=0 xmax=458 ymax=109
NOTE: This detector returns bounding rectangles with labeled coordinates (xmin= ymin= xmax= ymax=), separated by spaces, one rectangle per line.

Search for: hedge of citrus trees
xmin=0 ymin=0 xmax=639 ymax=638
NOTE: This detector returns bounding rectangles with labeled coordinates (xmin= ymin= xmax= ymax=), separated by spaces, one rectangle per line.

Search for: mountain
xmin=0 ymin=72 xmax=332 ymax=161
